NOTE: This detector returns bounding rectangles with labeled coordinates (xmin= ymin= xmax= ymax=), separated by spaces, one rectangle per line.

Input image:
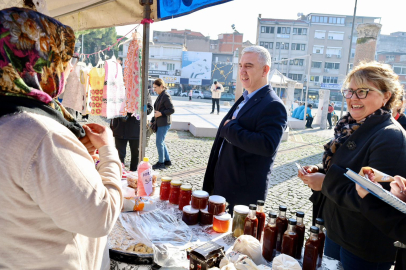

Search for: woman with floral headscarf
xmin=0 ymin=8 xmax=122 ymax=270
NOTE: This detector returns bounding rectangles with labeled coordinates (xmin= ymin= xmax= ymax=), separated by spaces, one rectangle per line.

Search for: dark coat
xmin=397 ymin=113 xmax=406 ymax=130
xmin=154 ymin=90 xmax=174 ymax=127
xmin=312 ymin=114 xmax=406 ymax=263
xmin=203 ymin=85 xmax=287 ymax=211
xmin=110 ymin=94 xmax=153 ymax=139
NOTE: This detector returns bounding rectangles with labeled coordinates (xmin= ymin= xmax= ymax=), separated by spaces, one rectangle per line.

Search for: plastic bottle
xmin=137 ymin=157 xmax=153 ymax=196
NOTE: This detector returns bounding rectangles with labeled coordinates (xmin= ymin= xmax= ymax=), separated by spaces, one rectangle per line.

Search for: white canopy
xmin=269 ymin=69 xmax=303 ymax=89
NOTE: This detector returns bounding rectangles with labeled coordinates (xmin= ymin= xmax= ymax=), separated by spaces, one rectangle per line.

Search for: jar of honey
xmin=178 ymin=184 xmax=192 ymax=210
xmin=159 ymin=177 xmax=172 ymax=200
xmin=199 ymin=207 xmax=213 ymax=225
xmin=232 ymin=205 xmax=249 ymax=238
xmin=191 ymin=190 xmax=209 ymax=209
xmin=213 ymin=213 xmax=231 ymax=233
xmin=169 ymin=180 xmax=182 ymax=205
xmin=182 ymin=205 xmax=199 ymax=225
xmin=208 ymin=195 xmax=226 ymax=215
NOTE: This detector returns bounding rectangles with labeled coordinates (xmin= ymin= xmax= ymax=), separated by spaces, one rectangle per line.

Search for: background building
xmin=153 ymin=29 xmax=210 ymax=52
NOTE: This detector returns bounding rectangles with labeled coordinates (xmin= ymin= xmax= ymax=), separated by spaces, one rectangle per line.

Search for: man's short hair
xmin=241 ymin=46 xmax=271 ymax=68
xmin=308 ymin=104 xmax=313 ymax=108
xmin=214 ymin=81 xmax=217 ymax=84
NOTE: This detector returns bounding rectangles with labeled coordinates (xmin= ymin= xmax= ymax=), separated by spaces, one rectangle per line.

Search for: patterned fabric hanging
xmin=80 ymin=65 xmax=92 ymax=115
xmin=88 ymin=67 xmax=105 ymax=116
xmin=123 ymin=39 xmax=142 ymax=118
xmin=62 ymin=64 xmax=84 ymax=112
xmin=102 ymin=59 xmax=126 ymax=119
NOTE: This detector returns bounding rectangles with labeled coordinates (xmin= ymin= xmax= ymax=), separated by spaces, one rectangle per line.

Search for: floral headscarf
xmin=0 ymin=7 xmax=75 ymax=104
xmin=0 ymin=7 xmax=85 ymax=137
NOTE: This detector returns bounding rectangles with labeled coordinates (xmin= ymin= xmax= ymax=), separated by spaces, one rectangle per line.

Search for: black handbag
xmin=149 ymin=117 xmax=157 ymax=133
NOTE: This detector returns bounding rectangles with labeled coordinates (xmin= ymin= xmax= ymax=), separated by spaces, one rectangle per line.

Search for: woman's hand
xmin=154 ymin=111 xmax=162 ymax=118
xmin=391 ymin=176 xmax=406 ymax=202
xmin=355 ymin=184 xmax=370 ymax=199
xmin=300 ymin=172 xmax=325 ymax=191
xmin=80 ymin=123 xmax=114 ymax=154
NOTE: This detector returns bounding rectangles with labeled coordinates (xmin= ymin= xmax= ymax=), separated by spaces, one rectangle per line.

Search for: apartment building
xmin=153 ymin=29 xmax=211 ymax=52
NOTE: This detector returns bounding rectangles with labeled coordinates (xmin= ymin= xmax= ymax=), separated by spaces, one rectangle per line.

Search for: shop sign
xmin=188 ymin=78 xmax=202 ymax=85
xmin=159 ymin=75 xmax=180 ymax=84
xmin=321 ymin=83 xmax=342 ymax=90
xmin=149 ymin=70 xmax=168 ymax=75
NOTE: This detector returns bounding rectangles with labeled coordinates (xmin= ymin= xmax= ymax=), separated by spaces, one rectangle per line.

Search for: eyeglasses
xmin=341 ymin=88 xmax=372 ymax=99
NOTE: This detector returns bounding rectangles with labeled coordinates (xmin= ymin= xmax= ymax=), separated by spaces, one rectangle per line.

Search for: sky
xmin=116 ymin=0 xmax=403 ymax=43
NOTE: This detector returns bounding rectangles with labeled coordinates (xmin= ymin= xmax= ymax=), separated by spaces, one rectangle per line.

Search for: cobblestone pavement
xmin=84 ymin=116 xmax=333 ymax=238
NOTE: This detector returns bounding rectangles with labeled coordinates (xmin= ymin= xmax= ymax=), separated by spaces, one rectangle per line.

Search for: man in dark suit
xmin=203 ymin=46 xmax=288 ymax=211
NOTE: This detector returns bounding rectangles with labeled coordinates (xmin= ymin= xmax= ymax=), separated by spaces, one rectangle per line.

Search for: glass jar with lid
xmin=182 ymin=205 xmax=199 ymax=225
xmin=178 ymin=184 xmax=192 ymax=210
xmin=191 ymin=190 xmax=209 ymax=209
xmin=208 ymin=195 xmax=226 ymax=215
xmin=169 ymin=180 xmax=182 ymax=205
xmin=159 ymin=177 xmax=172 ymax=200
xmin=232 ymin=205 xmax=249 ymax=237
xmin=213 ymin=213 xmax=231 ymax=233
xmin=199 ymin=207 xmax=213 ymax=226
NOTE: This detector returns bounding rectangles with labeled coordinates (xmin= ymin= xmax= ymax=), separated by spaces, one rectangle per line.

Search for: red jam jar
xmin=199 ymin=207 xmax=213 ymax=225
xmin=208 ymin=195 xmax=226 ymax=215
xmin=191 ymin=190 xmax=209 ymax=209
xmin=178 ymin=184 xmax=192 ymax=210
xmin=213 ymin=213 xmax=232 ymax=233
xmin=169 ymin=180 xmax=182 ymax=205
xmin=182 ymin=205 xmax=199 ymax=225
xmin=159 ymin=177 xmax=172 ymax=200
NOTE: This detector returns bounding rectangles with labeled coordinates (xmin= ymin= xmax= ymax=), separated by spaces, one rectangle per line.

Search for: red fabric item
xmin=395 ymin=113 xmax=400 ymax=120
xmin=328 ymin=104 xmax=334 ymax=113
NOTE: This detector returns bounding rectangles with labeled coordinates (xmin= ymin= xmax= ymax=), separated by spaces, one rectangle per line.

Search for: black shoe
xmin=328 ymin=126 xmax=332 ymax=129
xmin=210 ymin=112 xmax=214 ymax=114
xmin=152 ymin=162 xmax=166 ymax=170
xmin=164 ymin=160 xmax=172 ymax=166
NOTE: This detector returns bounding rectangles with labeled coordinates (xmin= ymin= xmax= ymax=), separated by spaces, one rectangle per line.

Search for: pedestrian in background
xmin=210 ymin=81 xmax=224 ymax=115
xmin=392 ymin=94 xmax=406 ymax=130
xmin=327 ymin=102 xmax=335 ymax=129
xmin=203 ymin=46 xmax=287 ymax=212
xmin=110 ymin=93 xmax=153 ymax=171
xmin=189 ymin=89 xmax=193 ymax=101
xmin=304 ymin=104 xmax=313 ymax=129
xmin=152 ymin=79 xmax=175 ymax=170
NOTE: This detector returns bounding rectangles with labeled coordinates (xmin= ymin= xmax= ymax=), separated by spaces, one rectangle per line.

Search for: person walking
xmin=152 ymin=79 xmax=175 ymax=170
xmin=305 ymin=104 xmax=314 ymax=128
xmin=210 ymin=81 xmax=224 ymax=115
xmin=0 ymin=8 xmax=122 ymax=270
xmin=327 ymin=102 xmax=335 ymax=129
xmin=189 ymin=89 xmax=193 ymax=101
xmin=203 ymin=46 xmax=287 ymax=212
xmin=110 ymin=93 xmax=153 ymax=171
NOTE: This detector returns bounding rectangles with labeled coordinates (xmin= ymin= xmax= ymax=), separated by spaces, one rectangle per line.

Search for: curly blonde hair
xmin=342 ymin=61 xmax=404 ymax=110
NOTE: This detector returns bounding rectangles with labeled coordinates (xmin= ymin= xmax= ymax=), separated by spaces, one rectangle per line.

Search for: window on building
xmin=394 ymin=67 xmax=406 ymax=75
xmin=351 ymin=49 xmax=355 ymax=58
xmin=313 ymin=45 xmax=324 ymax=54
xmin=325 ymin=62 xmax=340 ymax=69
xmin=282 ymin=43 xmax=289 ymax=50
xmin=314 ymin=30 xmax=326 ymax=39
xmin=386 ymin=55 xmax=395 ymax=62
xmin=289 ymin=59 xmax=304 ymax=66
xmin=261 ymin=26 xmax=275 ymax=33
xmin=277 ymin=27 xmax=291 ymax=34
xmin=282 ymin=58 xmax=288 ymax=65
xmin=259 ymin=41 xmax=273 ymax=49
xmin=167 ymin=63 xmax=175 ymax=71
xmin=293 ymin=28 xmax=308 ymax=35
xmin=312 ymin=16 xmax=344 ymax=24
xmin=326 ymin=47 xmax=342 ymax=57
xmin=311 ymin=61 xmax=322 ymax=68
xmin=323 ymin=76 xmax=338 ymax=83
xmin=291 ymin=43 xmax=306 ymax=51
xmin=288 ymin=74 xmax=303 ymax=81
xmin=276 ymin=42 xmax=280 ymax=49
xmin=310 ymin=76 xmax=320 ymax=82
xmin=328 ymin=32 xmax=344 ymax=40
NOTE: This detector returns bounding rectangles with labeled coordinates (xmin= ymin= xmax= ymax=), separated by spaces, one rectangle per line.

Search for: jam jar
xmin=191 ymin=190 xmax=209 ymax=209
xmin=232 ymin=205 xmax=249 ymax=238
xmin=182 ymin=205 xmax=199 ymax=225
xmin=208 ymin=195 xmax=226 ymax=215
xmin=213 ymin=213 xmax=231 ymax=233
xmin=178 ymin=184 xmax=192 ymax=210
xmin=169 ymin=180 xmax=182 ymax=205
xmin=199 ymin=207 xmax=213 ymax=225
xmin=159 ymin=177 xmax=172 ymax=200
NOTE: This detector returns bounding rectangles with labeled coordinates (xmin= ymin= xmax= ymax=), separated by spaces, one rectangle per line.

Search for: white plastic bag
xmin=220 ymin=251 xmax=259 ymax=270
xmin=271 ymin=254 xmax=301 ymax=270
xmin=232 ymin=235 xmax=266 ymax=265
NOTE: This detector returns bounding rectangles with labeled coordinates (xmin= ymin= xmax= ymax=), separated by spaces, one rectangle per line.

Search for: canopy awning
xmin=269 ymin=69 xmax=303 ymax=89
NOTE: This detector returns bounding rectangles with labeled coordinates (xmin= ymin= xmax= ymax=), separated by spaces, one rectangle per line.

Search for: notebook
xmin=345 ymin=168 xmax=406 ymax=214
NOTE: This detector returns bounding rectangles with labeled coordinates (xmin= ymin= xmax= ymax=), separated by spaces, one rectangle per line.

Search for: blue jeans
xmin=324 ymin=236 xmax=393 ymax=270
xmin=156 ymin=125 xmax=171 ymax=163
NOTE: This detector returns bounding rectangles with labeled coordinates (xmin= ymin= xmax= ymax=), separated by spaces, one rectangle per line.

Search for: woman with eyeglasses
xmin=297 ymin=61 xmax=406 ymax=270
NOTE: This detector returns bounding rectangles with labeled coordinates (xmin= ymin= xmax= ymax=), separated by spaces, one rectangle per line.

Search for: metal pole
xmin=139 ymin=2 xmax=151 ymax=163
xmin=340 ymin=0 xmax=357 ymax=117
xmin=303 ymin=54 xmax=311 ymax=126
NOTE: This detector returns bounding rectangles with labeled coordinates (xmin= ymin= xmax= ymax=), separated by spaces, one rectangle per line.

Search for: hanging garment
xmin=123 ymin=39 xmax=142 ymax=117
xmin=79 ymin=65 xmax=92 ymax=115
xmin=88 ymin=67 xmax=105 ymax=116
xmin=102 ymin=59 xmax=126 ymax=119
xmin=62 ymin=64 xmax=84 ymax=112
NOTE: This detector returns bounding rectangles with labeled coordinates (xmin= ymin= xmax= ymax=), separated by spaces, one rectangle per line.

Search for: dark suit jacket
xmin=203 ymin=85 xmax=287 ymax=211
xmin=154 ymin=90 xmax=174 ymax=127
xmin=312 ymin=114 xmax=406 ymax=263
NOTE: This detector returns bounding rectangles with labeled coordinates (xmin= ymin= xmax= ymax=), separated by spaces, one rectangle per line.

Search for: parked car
xmin=168 ymin=87 xmax=181 ymax=96
xmin=203 ymin=90 xmax=212 ymax=99
xmin=166 ymin=89 xmax=175 ymax=96
xmin=180 ymin=92 xmax=188 ymax=97
xmin=334 ymin=101 xmax=347 ymax=110
xmin=220 ymin=93 xmax=235 ymax=101
xmin=180 ymin=90 xmax=204 ymax=98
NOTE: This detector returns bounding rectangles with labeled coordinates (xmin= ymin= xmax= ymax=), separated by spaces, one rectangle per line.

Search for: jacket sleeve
xmin=322 ymin=127 xmax=406 ymax=212
xmin=360 ymin=193 xmax=406 ymax=243
xmin=219 ymin=100 xmax=287 ymax=157
xmin=160 ymin=94 xmax=175 ymax=117
xmin=23 ymin=130 xmax=123 ymax=238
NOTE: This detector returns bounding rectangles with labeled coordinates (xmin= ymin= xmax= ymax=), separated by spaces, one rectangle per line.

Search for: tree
xmin=75 ymin=28 xmax=119 ymax=66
